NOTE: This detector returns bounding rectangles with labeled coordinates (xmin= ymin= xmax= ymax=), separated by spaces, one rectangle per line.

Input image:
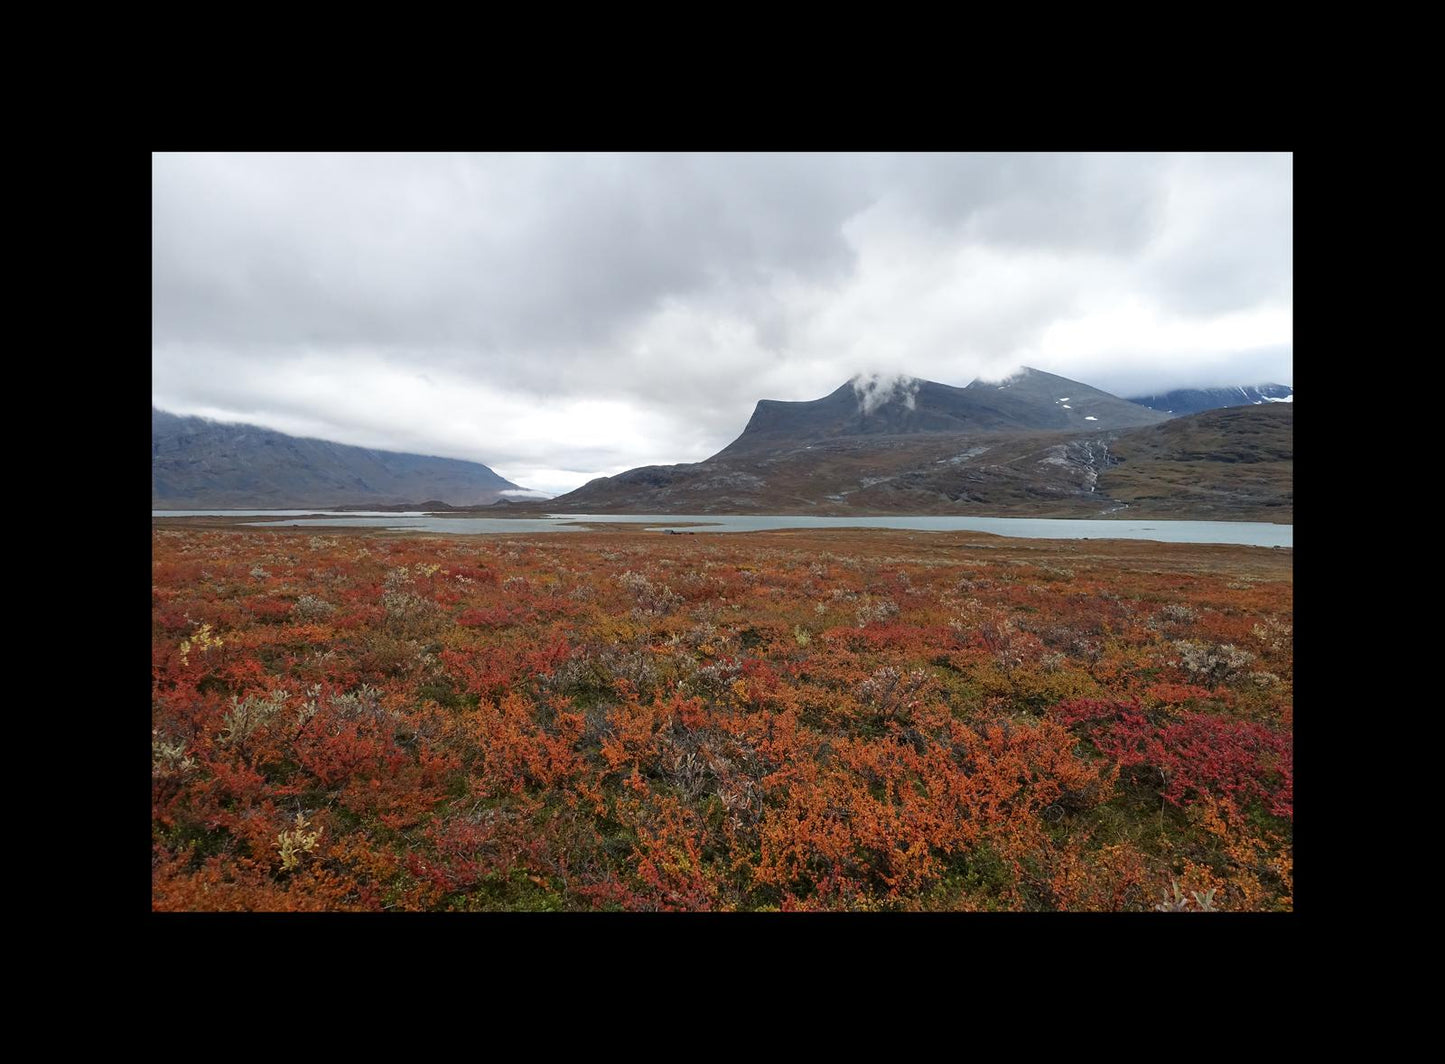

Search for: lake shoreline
xmin=153 ymin=511 xmax=1292 ymax=548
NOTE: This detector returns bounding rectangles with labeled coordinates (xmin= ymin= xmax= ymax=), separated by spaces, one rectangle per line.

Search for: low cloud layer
xmin=153 ymin=152 xmax=1292 ymax=494
xmin=853 ymin=373 xmax=920 ymax=415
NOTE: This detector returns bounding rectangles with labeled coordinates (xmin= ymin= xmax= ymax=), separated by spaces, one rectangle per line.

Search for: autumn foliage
xmin=152 ymin=525 xmax=1293 ymax=911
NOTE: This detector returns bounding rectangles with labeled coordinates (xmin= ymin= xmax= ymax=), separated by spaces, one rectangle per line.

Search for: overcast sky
xmin=153 ymin=152 xmax=1292 ymax=495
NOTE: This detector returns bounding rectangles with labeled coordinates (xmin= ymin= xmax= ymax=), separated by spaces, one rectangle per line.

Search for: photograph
xmin=152 ymin=151 xmax=1293 ymax=912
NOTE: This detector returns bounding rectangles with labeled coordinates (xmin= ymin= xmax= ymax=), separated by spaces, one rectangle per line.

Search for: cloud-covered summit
xmin=852 ymin=373 xmax=920 ymax=415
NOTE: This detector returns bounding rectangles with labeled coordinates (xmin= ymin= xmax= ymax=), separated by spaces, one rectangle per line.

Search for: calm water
xmin=152 ymin=510 xmax=440 ymax=518
xmin=154 ymin=510 xmax=1292 ymax=547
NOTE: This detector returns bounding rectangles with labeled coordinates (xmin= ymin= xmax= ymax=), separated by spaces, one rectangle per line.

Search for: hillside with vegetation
xmin=1098 ymin=405 xmax=1293 ymax=521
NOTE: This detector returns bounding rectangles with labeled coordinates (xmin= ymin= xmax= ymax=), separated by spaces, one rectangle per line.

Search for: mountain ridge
xmin=1127 ymin=383 xmax=1293 ymax=415
xmin=717 ymin=367 xmax=1165 ymax=458
xmin=152 ymin=408 xmax=530 ymax=508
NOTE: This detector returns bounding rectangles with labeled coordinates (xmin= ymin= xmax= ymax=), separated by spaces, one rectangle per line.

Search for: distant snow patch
xmin=1058 ymin=397 xmax=1070 ymax=402
xmin=1084 ymin=416 xmax=1098 ymax=421
xmin=1263 ymin=395 xmax=1293 ymax=403
xmin=1061 ymin=405 xmax=1071 ymax=409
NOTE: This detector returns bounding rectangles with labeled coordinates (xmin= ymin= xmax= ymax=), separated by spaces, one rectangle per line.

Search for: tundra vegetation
xmin=152 ymin=526 xmax=1292 ymax=911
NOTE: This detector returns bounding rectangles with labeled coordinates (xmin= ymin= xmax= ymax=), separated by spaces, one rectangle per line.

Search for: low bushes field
xmin=152 ymin=526 xmax=1292 ymax=911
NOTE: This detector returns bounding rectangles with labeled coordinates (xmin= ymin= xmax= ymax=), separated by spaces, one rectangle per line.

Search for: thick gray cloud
xmin=153 ymin=152 xmax=1292 ymax=494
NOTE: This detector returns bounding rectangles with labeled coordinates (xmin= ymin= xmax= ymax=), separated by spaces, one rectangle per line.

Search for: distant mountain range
xmin=152 ymin=408 xmax=537 ymax=509
xmin=547 ymin=368 xmax=1292 ymax=521
xmin=152 ymin=369 xmax=1293 ymax=519
xmin=1127 ymin=384 xmax=1293 ymax=416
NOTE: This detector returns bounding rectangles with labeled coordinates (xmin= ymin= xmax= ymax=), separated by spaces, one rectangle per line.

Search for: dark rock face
xmin=716 ymin=368 xmax=1166 ymax=458
xmin=151 ymin=408 xmax=524 ymax=508
xmin=1127 ymin=384 xmax=1293 ymax=416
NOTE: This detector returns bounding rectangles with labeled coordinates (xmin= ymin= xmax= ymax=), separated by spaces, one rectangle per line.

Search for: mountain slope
xmin=1096 ymin=404 xmax=1293 ymax=520
xmin=152 ymin=408 xmax=526 ymax=508
xmin=550 ymin=372 xmax=1289 ymax=520
xmin=552 ymin=430 xmax=1120 ymax=515
xmin=965 ymin=367 xmax=1172 ymax=429
xmin=1127 ymin=383 xmax=1293 ymax=415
